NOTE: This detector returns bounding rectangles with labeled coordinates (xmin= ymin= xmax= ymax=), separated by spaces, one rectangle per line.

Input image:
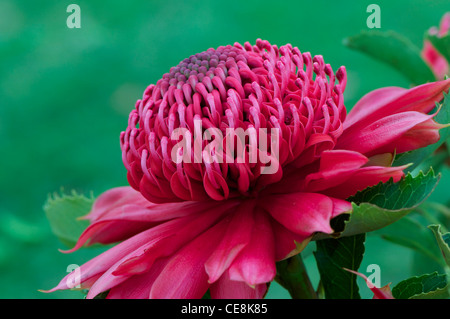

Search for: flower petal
xmin=372 ymin=118 xmax=444 ymax=154
xmin=64 ymin=200 xmax=231 ymax=252
xmin=227 ymin=209 xmax=276 ymax=286
xmin=338 ymin=111 xmax=437 ymax=156
xmin=43 ymin=221 xmax=179 ymax=293
xmin=343 ymin=87 xmax=407 ymax=130
xmin=344 ymin=268 xmax=394 ymax=299
xmin=85 ymin=186 xmax=149 ymax=222
xmin=422 ymin=41 xmax=449 ymax=80
xmin=270 ymin=219 xmax=312 ymax=261
xmin=210 ymin=271 xmax=267 ymax=299
xmin=112 ymin=200 xmax=238 ymax=277
xmin=261 ymin=192 xmax=338 ymax=236
xmin=303 ymin=150 xmax=369 ymax=192
xmin=322 ymin=165 xmax=408 ymax=199
xmin=344 ymin=79 xmax=450 ymax=132
xmin=205 ymin=200 xmax=256 ymax=283
xmin=149 ymin=217 xmax=230 ymax=299
xmin=106 ymin=259 xmax=168 ymax=299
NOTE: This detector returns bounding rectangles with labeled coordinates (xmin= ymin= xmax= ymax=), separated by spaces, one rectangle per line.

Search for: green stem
xmin=275 ymin=253 xmax=317 ymax=299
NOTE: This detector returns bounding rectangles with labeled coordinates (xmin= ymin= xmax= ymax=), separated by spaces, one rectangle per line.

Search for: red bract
xmin=47 ymin=40 xmax=450 ymax=299
xmin=422 ymin=12 xmax=450 ymax=80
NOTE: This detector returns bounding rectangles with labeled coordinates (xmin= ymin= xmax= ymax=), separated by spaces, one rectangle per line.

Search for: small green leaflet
xmin=392 ymin=272 xmax=449 ymax=299
xmin=43 ymin=191 xmax=93 ymax=247
xmin=344 ymin=30 xmax=436 ymax=85
xmin=428 ymin=224 xmax=450 ymax=268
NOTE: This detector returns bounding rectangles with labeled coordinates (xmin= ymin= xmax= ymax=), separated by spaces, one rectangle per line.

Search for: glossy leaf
xmin=392 ymin=272 xmax=449 ymax=299
xmin=338 ymin=169 xmax=440 ymax=238
xmin=314 ymin=234 xmax=366 ymax=299
xmin=344 ymin=30 xmax=435 ymax=85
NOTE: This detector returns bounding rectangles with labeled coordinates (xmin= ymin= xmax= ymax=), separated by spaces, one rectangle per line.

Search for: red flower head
xmin=121 ymin=40 xmax=348 ymax=202
xmin=47 ymin=40 xmax=450 ymax=299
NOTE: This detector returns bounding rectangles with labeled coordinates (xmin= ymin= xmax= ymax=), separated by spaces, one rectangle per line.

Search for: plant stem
xmin=275 ymin=253 xmax=317 ymax=299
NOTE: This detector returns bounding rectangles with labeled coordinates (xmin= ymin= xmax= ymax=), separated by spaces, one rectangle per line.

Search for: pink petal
xmin=205 ymin=200 xmax=256 ymax=283
xmin=338 ymin=111 xmax=437 ymax=157
xmin=422 ymin=13 xmax=450 ymax=80
xmin=437 ymin=13 xmax=450 ymax=36
xmin=422 ymin=41 xmax=449 ymax=80
xmin=106 ymin=259 xmax=168 ymax=299
xmin=322 ymin=165 xmax=408 ymax=199
xmin=84 ymin=201 xmax=239 ymax=298
xmin=344 ymin=268 xmax=394 ymax=299
xmin=85 ymin=186 xmax=149 ymax=222
xmin=270 ymin=218 xmax=312 ymax=261
xmin=344 ymin=87 xmax=407 ymax=130
xmin=331 ymin=197 xmax=353 ymax=217
xmin=112 ymin=200 xmax=238 ymax=276
xmin=260 ymin=192 xmax=338 ymax=236
xmin=85 ymin=218 xmax=192 ymax=299
xmin=43 ymin=221 xmax=180 ymax=293
xmin=149 ymin=216 xmax=230 ymax=299
xmin=228 ymin=209 xmax=276 ymax=286
xmin=372 ymin=118 xmax=444 ymax=154
xmin=344 ymin=79 xmax=450 ymax=132
xmin=303 ymin=150 xmax=369 ymax=192
xmin=64 ymin=200 xmax=230 ymax=252
xmin=210 ymin=271 xmax=267 ymax=299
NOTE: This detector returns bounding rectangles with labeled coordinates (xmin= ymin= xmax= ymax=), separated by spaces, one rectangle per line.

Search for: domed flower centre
xmin=165 ymin=46 xmax=247 ymax=85
xmin=121 ymin=40 xmax=347 ymax=203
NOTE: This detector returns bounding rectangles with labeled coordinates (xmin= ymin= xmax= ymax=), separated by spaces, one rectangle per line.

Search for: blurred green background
xmin=0 ymin=0 xmax=449 ymax=299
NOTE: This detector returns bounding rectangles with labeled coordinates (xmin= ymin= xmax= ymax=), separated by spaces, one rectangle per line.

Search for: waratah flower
xmin=46 ymin=39 xmax=450 ymax=299
xmin=422 ymin=12 xmax=450 ymax=80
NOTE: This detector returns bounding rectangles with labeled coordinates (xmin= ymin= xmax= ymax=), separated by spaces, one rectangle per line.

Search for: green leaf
xmin=428 ymin=224 xmax=450 ymax=267
xmin=314 ymin=234 xmax=366 ymax=299
xmin=371 ymin=216 xmax=445 ymax=268
xmin=426 ymin=34 xmax=450 ymax=64
xmin=392 ymin=272 xmax=449 ymax=299
xmin=344 ymin=30 xmax=436 ymax=85
xmin=347 ymin=169 xmax=439 ymax=209
xmin=393 ymin=92 xmax=450 ymax=172
xmin=43 ymin=191 xmax=93 ymax=248
xmin=337 ymin=169 xmax=440 ymax=238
